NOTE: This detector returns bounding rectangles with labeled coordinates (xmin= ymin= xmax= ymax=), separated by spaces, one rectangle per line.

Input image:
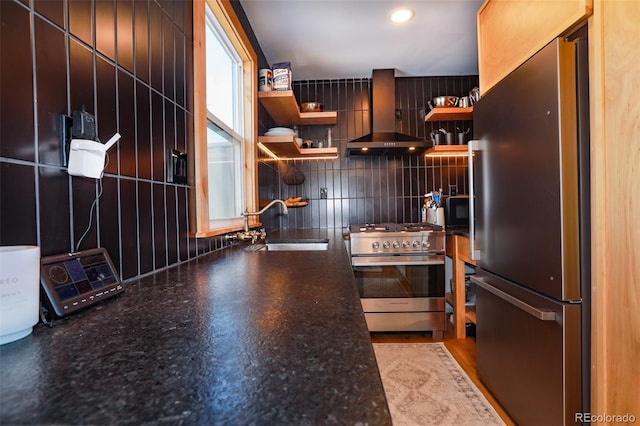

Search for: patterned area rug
xmin=373 ymin=343 xmax=505 ymax=426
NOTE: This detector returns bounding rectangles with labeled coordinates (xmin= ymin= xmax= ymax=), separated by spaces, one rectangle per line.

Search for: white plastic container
xmin=67 ymin=133 xmax=121 ymax=179
xmin=0 ymin=246 xmax=40 ymax=345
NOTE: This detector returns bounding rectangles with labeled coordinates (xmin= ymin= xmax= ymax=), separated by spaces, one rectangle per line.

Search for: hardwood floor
xmin=370 ymin=326 xmax=517 ymax=425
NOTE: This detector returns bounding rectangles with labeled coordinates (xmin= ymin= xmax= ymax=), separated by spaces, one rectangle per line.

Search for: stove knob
xmin=382 ymin=241 xmax=390 ymax=249
xmin=372 ymin=241 xmax=380 ymax=250
xmin=402 ymin=241 xmax=410 ymax=249
xmin=422 ymin=240 xmax=431 ymax=249
xmin=392 ymin=241 xmax=400 ymax=249
xmin=412 ymin=240 xmax=421 ymax=248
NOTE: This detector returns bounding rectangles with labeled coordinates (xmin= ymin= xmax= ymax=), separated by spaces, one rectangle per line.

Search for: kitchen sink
xmin=258 ymin=238 xmax=330 ymax=251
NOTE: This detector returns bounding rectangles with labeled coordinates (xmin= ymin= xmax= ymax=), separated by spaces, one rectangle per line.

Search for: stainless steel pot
xmin=428 ymin=96 xmax=458 ymax=110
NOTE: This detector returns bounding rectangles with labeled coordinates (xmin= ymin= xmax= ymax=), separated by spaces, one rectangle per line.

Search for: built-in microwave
xmin=444 ymin=195 xmax=470 ymax=229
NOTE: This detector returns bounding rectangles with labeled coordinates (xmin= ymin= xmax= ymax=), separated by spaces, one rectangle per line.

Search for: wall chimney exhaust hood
xmin=346 ymin=69 xmax=426 ymax=156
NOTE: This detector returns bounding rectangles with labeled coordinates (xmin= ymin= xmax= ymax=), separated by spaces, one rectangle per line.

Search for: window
xmin=205 ymin=5 xmax=243 ymax=224
xmin=193 ymin=0 xmax=258 ymax=237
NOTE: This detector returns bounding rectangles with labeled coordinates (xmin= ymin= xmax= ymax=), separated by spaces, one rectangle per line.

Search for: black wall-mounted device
xmin=59 ymin=109 xmax=98 ymax=167
xmin=167 ymin=149 xmax=188 ymax=184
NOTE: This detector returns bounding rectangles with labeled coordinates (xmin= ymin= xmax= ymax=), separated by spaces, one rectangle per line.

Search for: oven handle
xmin=472 ymin=276 xmax=556 ymax=321
xmin=351 ymin=255 xmax=445 ymax=267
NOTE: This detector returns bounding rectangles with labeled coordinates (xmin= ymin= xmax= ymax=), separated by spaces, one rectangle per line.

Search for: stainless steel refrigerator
xmin=469 ymin=33 xmax=590 ymax=425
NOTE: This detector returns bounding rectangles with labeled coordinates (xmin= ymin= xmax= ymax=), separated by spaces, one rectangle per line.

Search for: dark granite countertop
xmin=0 ymin=229 xmax=391 ymax=425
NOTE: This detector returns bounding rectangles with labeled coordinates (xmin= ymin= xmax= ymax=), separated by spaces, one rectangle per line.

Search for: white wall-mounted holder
xmin=0 ymin=246 xmax=40 ymax=345
xmin=67 ymin=133 xmax=121 ymax=179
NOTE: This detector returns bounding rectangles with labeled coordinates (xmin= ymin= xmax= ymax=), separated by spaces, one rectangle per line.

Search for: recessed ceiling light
xmin=389 ymin=8 xmax=414 ymax=23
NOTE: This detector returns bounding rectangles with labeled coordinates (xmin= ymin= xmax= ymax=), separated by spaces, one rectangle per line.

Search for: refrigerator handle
xmin=471 ymin=276 xmax=557 ymax=321
xmin=468 ymin=140 xmax=482 ymax=260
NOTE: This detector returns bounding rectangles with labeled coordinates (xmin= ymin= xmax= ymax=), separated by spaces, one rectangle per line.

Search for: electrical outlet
xmin=320 ymin=187 xmax=328 ymax=199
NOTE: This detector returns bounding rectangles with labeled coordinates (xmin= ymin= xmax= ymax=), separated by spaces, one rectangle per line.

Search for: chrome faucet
xmin=226 ymin=199 xmax=289 ymax=244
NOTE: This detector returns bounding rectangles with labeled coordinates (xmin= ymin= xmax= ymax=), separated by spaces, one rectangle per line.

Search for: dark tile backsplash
xmin=258 ymin=75 xmax=478 ymax=230
xmin=0 ymin=0 xmax=229 ymax=283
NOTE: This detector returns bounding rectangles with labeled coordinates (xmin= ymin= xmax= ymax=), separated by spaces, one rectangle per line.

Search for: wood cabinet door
xmin=477 ymin=0 xmax=592 ymax=94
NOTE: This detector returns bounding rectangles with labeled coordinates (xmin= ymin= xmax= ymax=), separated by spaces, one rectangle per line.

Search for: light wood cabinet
xmin=445 ymin=234 xmax=477 ymax=339
xmin=477 ymin=0 xmax=592 ymax=94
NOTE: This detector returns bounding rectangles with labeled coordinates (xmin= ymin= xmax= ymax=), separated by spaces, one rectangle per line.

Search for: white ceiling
xmin=239 ymin=0 xmax=485 ymax=80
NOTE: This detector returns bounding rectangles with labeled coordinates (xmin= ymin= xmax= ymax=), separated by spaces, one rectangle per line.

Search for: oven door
xmin=352 ymin=257 xmax=446 ymax=333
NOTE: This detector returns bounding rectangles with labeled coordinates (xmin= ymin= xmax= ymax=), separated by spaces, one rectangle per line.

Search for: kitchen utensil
xmin=300 ymin=102 xmax=323 ymax=112
xmin=445 ymin=132 xmax=455 ymax=145
xmin=458 ymin=96 xmax=471 ymax=108
xmin=469 ymin=87 xmax=481 ymax=104
xmin=428 ymin=96 xmax=459 ymax=110
xmin=283 ymin=163 xmax=305 ymax=185
xmin=430 ymin=131 xmax=442 ymax=145
xmin=457 ymin=132 xmax=467 ymax=145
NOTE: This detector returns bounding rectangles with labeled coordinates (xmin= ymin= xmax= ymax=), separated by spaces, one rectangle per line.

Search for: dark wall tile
xmin=175 ymin=31 xmax=185 ymax=107
xmin=35 ymin=16 xmax=67 ymax=166
xmin=166 ymin=185 xmax=177 ymax=265
xmin=69 ymin=0 xmax=93 ymax=46
xmin=120 ymin=178 xmax=138 ymax=279
xmin=117 ymin=69 xmax=137 ymax=176
xmin=38 ymin=167 xmax=70 ymax=256
xmin=136 ymin=82 xmax=152 ymax=179
xmin=138 ymin=181 xmax=154 ymax=274
xmin=184 ymin=32 xmax=193 ymax=113
xmin=149 ymin=1 xmax=163 ymax=92
xmin=153 ymin=183 xmax=167 ymax=269
xmin=0 ymin=163 xmax=37 ymax=246
xmin=162 ymin=14 xmax=175 ymax=100
xmin=134 ymin=0 xmax=149 ymax=82
xmin=96 ymin=56 xmax=118 ymax=173
xmin=177 ymin=186 xmax=188 ymax=261
xmin=151 ymin=91 xmax=165 ymax=180
xmin=99 ymin=176 xmax=122 ymax=276
xmin=164 ymin=98 xmax=175 ymax=154
xmin=175 ymin=107 xmax=185 ymax=153
xmin=96 ymin=0 xmax=116 ymax=60
xmin=0 ymin=1 xmax=35 ymax=162
xmin=69 ymin=39 xmax=95 ymax=114
xmin=34 ymin=0 xmax=64 ymax=29
xmin=72 ymin=177 xmax=99 ymax=251
xmin=116 ymin=0 xmax=134 ymax=72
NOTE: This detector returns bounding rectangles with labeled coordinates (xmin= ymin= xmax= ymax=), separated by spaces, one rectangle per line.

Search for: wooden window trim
xmin=191 ymin=0 xmax=258 ymax=238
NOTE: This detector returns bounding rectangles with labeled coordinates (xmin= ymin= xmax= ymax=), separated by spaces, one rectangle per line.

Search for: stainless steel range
xmin=348 ymin=223 xmax=446 ymax=337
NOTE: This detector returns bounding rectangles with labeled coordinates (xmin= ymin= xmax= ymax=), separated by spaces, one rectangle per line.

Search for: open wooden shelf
xmin=445 ymin=294 xmax=476 ymax=325
xmin=425 ymin=107 xmax=473 ymax=122
xmin=258 ymin=91 xmax=337 ymax=126
xmin=465 ymin=306 xmax=477 ymax=324
xmin=424 ymin=145 xmax=469 ymax=157
xmin=258 ymin=135 xmax=338 ymax=159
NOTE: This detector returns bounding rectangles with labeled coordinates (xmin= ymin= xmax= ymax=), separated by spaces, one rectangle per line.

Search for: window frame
xmin=192 ymin=0 xmax=258 ymax=237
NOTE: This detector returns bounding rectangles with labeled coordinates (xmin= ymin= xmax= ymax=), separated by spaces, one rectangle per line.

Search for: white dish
xmin=266 ymin=127 xmax=294 ymax=134
xmin=265 ymin=129 xmax=295 ymax=134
